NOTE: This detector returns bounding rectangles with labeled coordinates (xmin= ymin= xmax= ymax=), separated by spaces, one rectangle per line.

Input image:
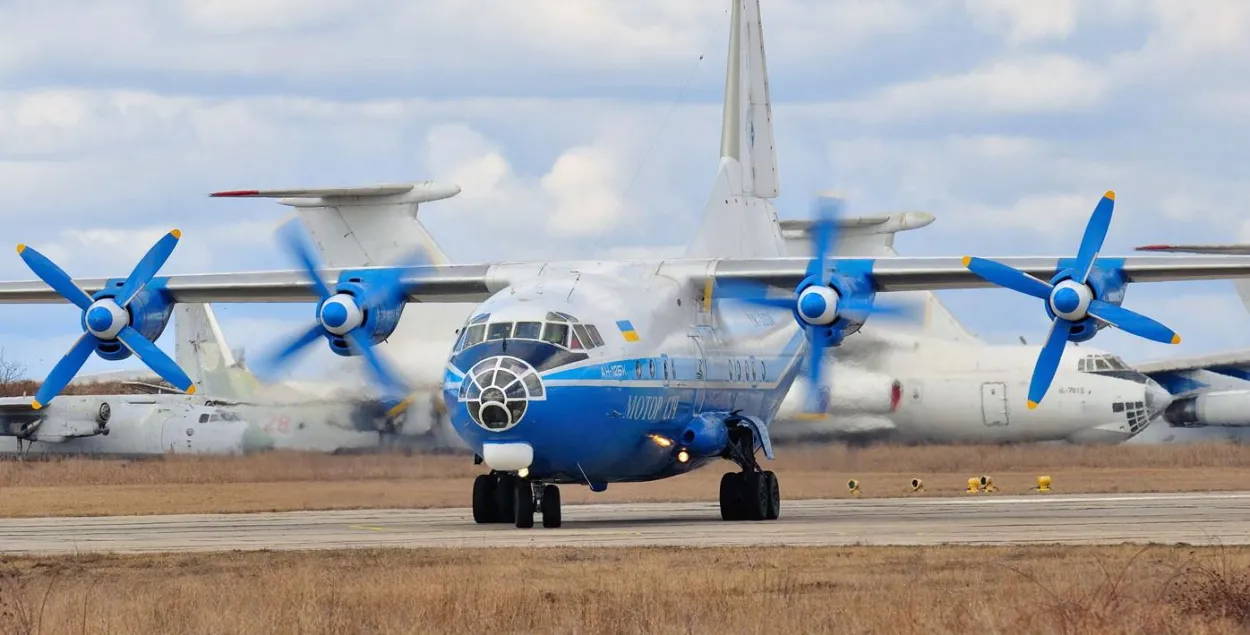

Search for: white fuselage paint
xmin=0 ymin=395 xmax=266 ymax=458
xmin=773 ymin=326 xmax=1172 ymax=445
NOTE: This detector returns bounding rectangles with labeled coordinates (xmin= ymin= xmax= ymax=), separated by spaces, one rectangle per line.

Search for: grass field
xmin=2 ymin=545 xmax=1249 ymax=634
xmin=3 ymin=442 xmax=1250 ymax=518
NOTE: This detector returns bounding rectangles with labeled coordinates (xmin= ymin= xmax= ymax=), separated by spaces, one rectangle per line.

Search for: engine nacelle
xmin=88 ymin=278 xmax=174 ymax=361
xmin=791 ymin=268 xmax=876 ymax=348
xmin=679 ymin=414 xmax=729 ymax=457
xmin=323 ymin=276 xmax=406 ymax=357
xmin=1164 ymin=390 xmax=1250 ymax=427
xmin=1046 ymin=262 xmax=1128 ymax=343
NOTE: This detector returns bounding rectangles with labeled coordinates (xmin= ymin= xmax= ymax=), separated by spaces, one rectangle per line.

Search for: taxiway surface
xmin=4 ymin=492 xmax=1249 ymax=555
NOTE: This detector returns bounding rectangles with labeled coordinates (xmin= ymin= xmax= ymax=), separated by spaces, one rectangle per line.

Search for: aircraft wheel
xmin=719 ymin=472 xmax=744 ymax=521
xmin=472 ymin=474 xmax=496 ymax=524
xmin=494 ymin=473 xmax=516 ymax=523
xmin=763 ymin=471 xmax=781 ymax=520
xmin=541 ymin=484 xmax=562 ymax=528
xmin=514 ymin=480 xmax=535 ymax=529
xmin=743 ymin=472 xmax=769 ymax=521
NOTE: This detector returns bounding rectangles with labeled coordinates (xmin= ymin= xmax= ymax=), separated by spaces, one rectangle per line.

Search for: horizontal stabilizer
xmin=210 ymin=182 xmax=461 ymax=207
xmin=1136 ymin=244 xmax=1250 ymax=255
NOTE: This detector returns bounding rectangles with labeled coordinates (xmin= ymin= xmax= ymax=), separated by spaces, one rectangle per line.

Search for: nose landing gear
xmin=471 ymin=471 xmax=563 ymax=528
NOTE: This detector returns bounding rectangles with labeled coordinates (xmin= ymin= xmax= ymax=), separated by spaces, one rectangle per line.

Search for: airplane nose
xmin=1144 ymin=380 xmax=1173 ymax=420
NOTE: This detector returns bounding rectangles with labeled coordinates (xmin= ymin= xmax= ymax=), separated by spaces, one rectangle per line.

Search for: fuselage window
xmin=487 ymin=322 xmax=513 ymax=341
xmin=463 ymin=324 xmax=486 ymax=348
xmin=586 ymin=325 xmax=605 ymax=347
xmin=513 ymin=321 xmax=542 ymax=340
xmin=760 ymin=361 xmax=766 ymax=381
xmin=199 ymin=413 xmax=210 ymax=423
xmin=541 ymin=323 xmax=569 ymax=346
xmin=649 ymin=359 xmax=655 ymax=379
xmin=635 ymin=360 xmax=642 ymax=379
xmin=573 ymin=324 xmax=594 ymax=349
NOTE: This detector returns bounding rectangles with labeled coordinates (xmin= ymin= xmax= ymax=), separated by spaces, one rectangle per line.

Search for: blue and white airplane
xmin=1 ymin=0 xmax=1249 ymax=528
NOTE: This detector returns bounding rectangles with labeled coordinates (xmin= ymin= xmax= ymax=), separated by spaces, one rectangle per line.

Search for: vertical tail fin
xmin=684 ymin=0 xmax=787 ymax=259
xmin=174 ymin=304 xmax=262 ymax=400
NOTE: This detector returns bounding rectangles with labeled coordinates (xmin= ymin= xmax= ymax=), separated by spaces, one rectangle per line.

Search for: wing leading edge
xmin=0 ymin=255 xmax=1249 ymax=304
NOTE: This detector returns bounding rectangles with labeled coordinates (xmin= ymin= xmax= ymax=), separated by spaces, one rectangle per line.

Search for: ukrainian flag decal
xmin=616 ymin=320 xmax=640 ymax=342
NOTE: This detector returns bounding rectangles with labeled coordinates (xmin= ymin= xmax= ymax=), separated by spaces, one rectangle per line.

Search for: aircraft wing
xmin=3 ymin=255 xmax=1250 ymax=303
xmin=1136 ymin=350 xmax=1250 ymax=376
xmin=0 ymin=397 xmax=40 ymax=413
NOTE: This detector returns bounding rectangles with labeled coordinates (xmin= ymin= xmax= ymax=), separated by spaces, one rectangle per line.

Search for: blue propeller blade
xmin=248 ymin=323 xmax=326 ymax=382
xmin=345 ymin=329 xmax=410 ymax=399
xmin=16 ymin=245 xmax=94 ymax=311
xmin=355 ymin=249 xmax=431 ymax=309
xmin=32 ymin=333 xmax=100 ymax=409
xmin=276 ymin=220 xmax=333 ymax=301
xmin=1027 ymin=319 xmax=1075 ymax=409
xmin=117 ymin=326 xmax=195 ymax=392
xmin=964 ymin=257 xmax=1053 ymax=299
xmin=1072 ymin=191 xmax=1115 ymax=284
xmin=1086 ymin=299 xmax=1180 ymax=345
xmin=117 ymin=230 xmax=181 ymax=306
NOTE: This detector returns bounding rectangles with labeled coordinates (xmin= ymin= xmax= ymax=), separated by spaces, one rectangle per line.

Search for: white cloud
xmin=837 ymin=55 xmax=1109 ymax=122
xmin=964 ymin=0 xmax=1078 ymax=44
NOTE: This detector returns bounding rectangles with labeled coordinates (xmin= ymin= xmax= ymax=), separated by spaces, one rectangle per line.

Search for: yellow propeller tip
xmin=15 ymin=244 xmax=25 ymax=254
xmin=961 ymin=256 xmax=972 ymax=267
xmin=186 ymin=385 xmax=196 ymax=395
xmin=30 ymin=399 xmax=42 ymax=410
xmin=1171 ymin=334 xmax=1181 ymax=345
xmin=1027 ymin=400 xmax=1038 ymax=410
xmin=1104 ymin=190 xmax=1115 ymax=201
xmin=170 ymin=229 xmax=182 ymax=239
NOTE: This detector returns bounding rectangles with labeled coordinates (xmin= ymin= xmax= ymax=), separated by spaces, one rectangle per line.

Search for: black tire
xmin=514 ymin=480 xmax=535 ymax=528
xmin=743 ymin=472 xmax=768 ymax=521
xmin=541 ymin=484 xmax=562 ymax=528
xmin=719 ymin=472 xmax=744 ymax=521
xmin=494 ymin=473 xmax=515 ymax=523
xmin=763 ymin=471 xmax=781 ymax=520
xmin=472 ymin=474 xmax=495 ymax=524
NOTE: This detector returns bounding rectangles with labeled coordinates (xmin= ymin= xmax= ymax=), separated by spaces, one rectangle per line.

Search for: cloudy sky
xmin=2 ymin=0 xmax=1250 ymax=383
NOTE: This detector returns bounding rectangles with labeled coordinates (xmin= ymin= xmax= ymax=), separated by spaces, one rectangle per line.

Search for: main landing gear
xmin=719 ymin=423 xmax=780 ymax=521
xmin=472 ymin=471 xmax=562 ymax=528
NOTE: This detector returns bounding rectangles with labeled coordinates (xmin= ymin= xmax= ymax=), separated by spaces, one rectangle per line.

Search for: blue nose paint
xmin=799 ymin=290 xmax=828 ymax=320
xmin=321 ymin=301 xmax=350 ymax=329
xmin=1052 ymin=286 xmax=1081 ymax=314
xmin=86 ymin=306 xmax=114 ymax=333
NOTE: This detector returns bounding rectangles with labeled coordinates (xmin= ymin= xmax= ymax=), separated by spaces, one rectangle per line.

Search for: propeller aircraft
xmin=2 ymin=0 xmax=1250 ymax=529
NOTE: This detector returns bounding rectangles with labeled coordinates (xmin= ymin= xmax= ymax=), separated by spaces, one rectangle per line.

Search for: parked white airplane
xmin=769 ymin=212 xmax=1173 ymax=445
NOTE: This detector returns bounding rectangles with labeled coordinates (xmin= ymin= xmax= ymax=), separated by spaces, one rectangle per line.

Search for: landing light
xmin=677 ymin=450 xmax=690 ymax=463
xmin=517 ymin=467 xmax=530 ymax=478
xmin=650 ymin=434 xmax=674 ymax=448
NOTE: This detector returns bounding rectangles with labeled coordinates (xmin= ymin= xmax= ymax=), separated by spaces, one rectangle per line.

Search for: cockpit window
xmin=463 ymin=324 xmax=486 ymax=348
xmin=569 ymin=327 xmax=586 ymax=350
xmin=1079 ymin=353 xmax=1137 ymax=375
xmin=546 ymin=312 xmax=569 ymax=323
xmin=586 ymin=325 xmax=605 ymax=347
xmin=573 ymin=325 xmax=592 ymax=350
xmin=541 ymin=323 xmax=569 ymax=346
xmin=487 ymin=322 xmax=513 ymax=341
xmin=513 ymin=321 xmax=541 ymax=340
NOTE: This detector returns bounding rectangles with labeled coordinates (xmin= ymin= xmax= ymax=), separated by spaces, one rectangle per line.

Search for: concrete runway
xmin=4 ymin=491 xmax=1250 ymax=555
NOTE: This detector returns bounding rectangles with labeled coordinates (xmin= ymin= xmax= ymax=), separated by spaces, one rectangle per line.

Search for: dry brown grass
xmin=5 ymin=442 xmax=1250 ymax=518
xmin=2 ymin=545 xmax=1250 ymax=634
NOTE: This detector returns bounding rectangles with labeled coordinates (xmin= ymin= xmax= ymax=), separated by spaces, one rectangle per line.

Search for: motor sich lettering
xmin=626 ymin=394 xmax=680 ymax=421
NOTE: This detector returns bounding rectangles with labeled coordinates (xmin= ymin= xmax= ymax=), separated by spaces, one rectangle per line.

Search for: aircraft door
xmin=162 ymin=412 xmax=198 ymax=454
xmin=980 ymin=382 xmax=1009 ymax=427
xmin=688 ymin=333 xmax=707 ymax=413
